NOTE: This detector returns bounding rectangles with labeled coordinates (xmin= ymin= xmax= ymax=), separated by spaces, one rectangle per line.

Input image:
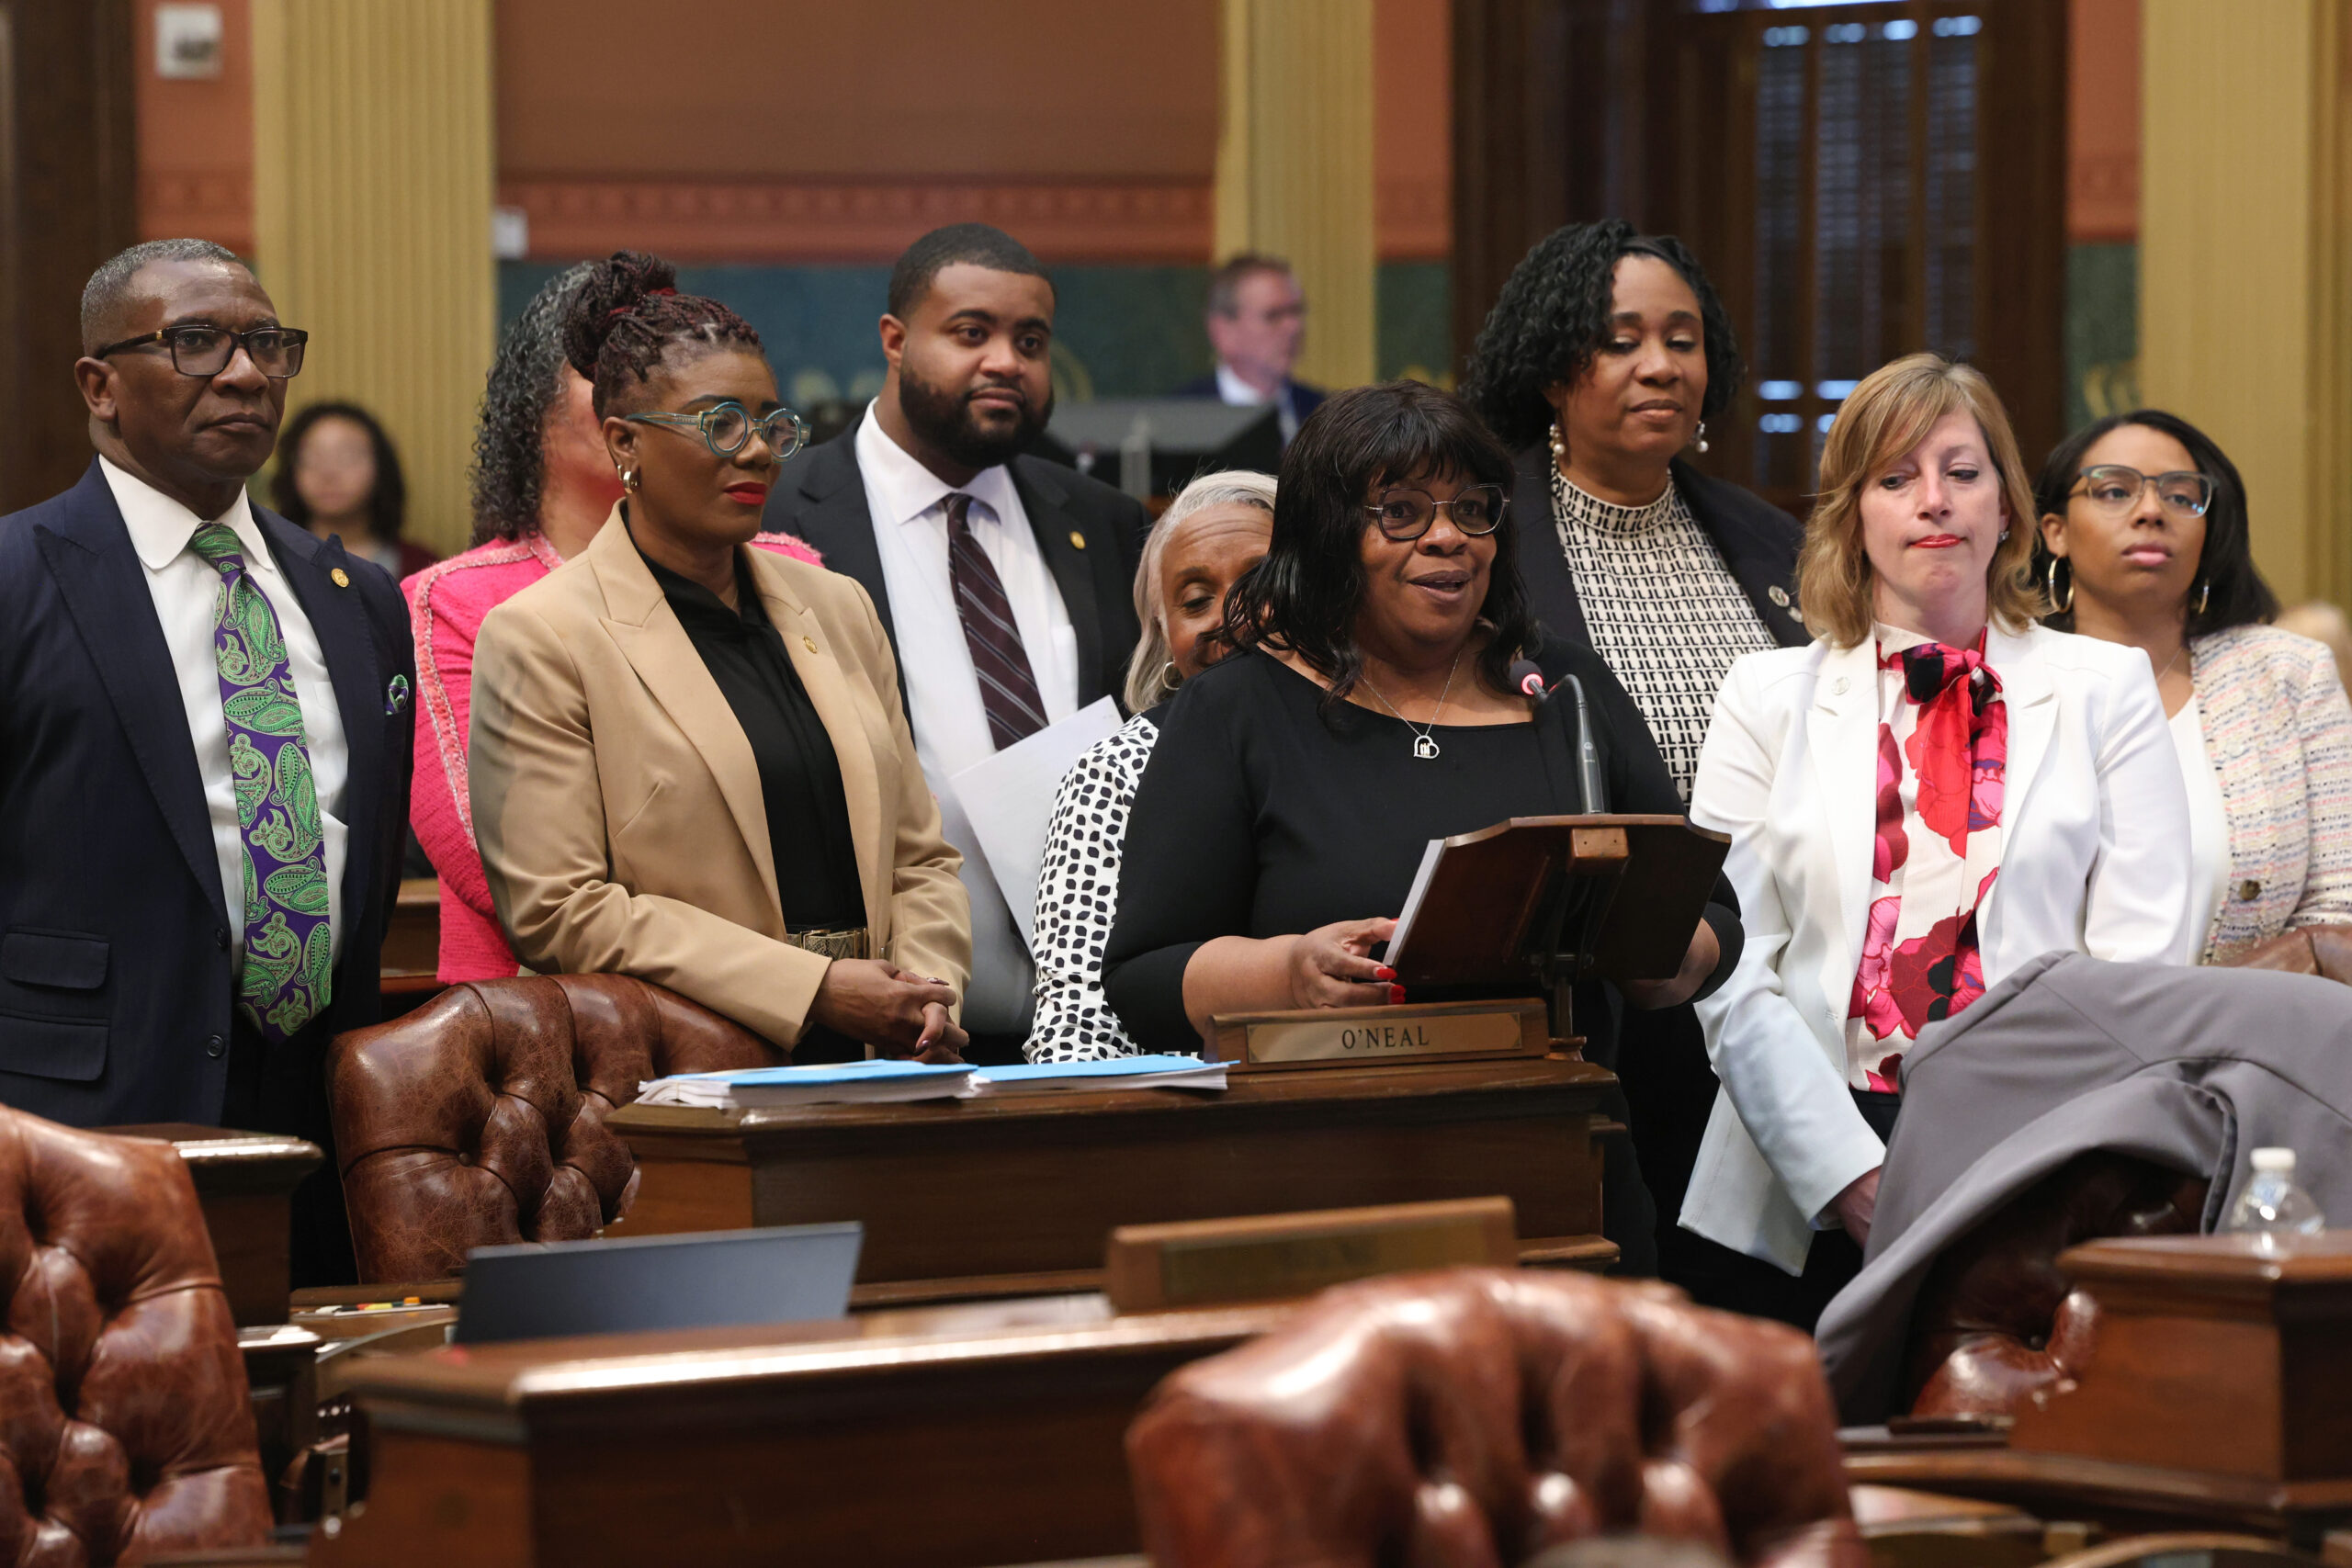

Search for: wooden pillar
xmin=251 ymin=0 xmax=493 ymax=558
xmin=2139 ymin=0 xmax=2352 ymax=607
xmin=0 ymin=0 xmax=137 ymax=513
xmin=1216 ymin=0 xmax=1376 ymax=391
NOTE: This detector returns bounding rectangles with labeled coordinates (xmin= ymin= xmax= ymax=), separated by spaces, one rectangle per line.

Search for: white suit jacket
xmin=1680 ymin=623 xmax=2195 ymax=1272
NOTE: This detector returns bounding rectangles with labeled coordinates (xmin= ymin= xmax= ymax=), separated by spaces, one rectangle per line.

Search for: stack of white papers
xmin=636 ymin=1059 xmax=976 ymax=1109
xmin=966 ymin=1055 xmax=1227 ymax=1097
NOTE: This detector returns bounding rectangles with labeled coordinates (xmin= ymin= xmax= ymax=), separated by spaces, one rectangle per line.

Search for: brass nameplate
xmin=1105 ymin=1197 xmax=1518 ymax=1311
xmin=1211 ymin=998 xmax=1547 ymax=1072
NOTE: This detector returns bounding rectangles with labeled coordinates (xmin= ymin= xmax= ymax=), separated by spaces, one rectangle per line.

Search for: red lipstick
xmin=724 ymin=483 xmax=769 ymax=505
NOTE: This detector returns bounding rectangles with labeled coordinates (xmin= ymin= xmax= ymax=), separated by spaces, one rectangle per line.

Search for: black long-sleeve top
xmin=1100 ymin=645 xmax=1740 ymax=1059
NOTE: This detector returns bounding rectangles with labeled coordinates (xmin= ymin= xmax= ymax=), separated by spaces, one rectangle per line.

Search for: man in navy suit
xmin=0 ymin=239 xmax=413 ymax=1281
xmin=1171 ymin=254 xmax=1326 ymax=445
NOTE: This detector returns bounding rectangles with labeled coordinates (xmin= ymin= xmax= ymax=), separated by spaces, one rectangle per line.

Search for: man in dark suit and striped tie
xmin=764 ymin=224 xmax=1148 ymax=1062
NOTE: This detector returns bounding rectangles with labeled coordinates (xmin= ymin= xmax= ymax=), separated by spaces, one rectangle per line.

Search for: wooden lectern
xmin=1207 ymin=814 xmax=1728 ymax=1068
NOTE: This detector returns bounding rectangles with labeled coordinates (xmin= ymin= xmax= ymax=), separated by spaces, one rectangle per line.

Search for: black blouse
xmin=638 ymin=544 xmax=867 ymax=934
xmin=1100 ymin=647 xmax=1739 ymax=1059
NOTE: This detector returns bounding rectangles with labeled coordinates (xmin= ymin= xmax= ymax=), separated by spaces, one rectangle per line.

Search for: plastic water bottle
xmin=2223 ymin=1147 xmax=2326 ymax=1244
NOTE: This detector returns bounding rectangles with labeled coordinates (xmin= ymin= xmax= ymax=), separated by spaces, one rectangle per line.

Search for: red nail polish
xmin=1374 ymin=965 xmax=1396 ymax=982
xmin=1389 ymin=985 xmax=1408 ymax=1005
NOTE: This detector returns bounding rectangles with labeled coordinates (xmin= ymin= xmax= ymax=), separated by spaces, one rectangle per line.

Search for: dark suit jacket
xmin=1171 ymin=371 xmax=1326 ymax=431
xmin=1510 ymin=446 xmax=1811 ymax=656
xmin=763 ymin=431 xmax=1151 ymax=714
xmin=0 ymin=459 xmax=414 ymax=1126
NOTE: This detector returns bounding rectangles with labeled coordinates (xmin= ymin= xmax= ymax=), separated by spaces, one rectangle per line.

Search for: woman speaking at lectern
xmin=1101 ymin=381 xmax=1739 ymax=1274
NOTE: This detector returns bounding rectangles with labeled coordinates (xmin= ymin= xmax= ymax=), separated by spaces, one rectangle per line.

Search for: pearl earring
xmin=1694 ymin=420 xmax=1710 ymax=455
xmin=1548 ymin=420 xmax=1566 ymax=467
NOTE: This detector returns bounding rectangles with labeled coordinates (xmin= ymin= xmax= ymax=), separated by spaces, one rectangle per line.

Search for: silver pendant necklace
xmin=1359 ymin=649 xmax=1464 ymax=760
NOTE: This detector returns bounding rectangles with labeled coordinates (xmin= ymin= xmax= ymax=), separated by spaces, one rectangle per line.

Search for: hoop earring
xmin=1159 ymin=660 xmax=1180 ymax=697
xmin=1693 ymin=420 xmax=1710 ymax=455
xmin=1548 ymin=420 xmax=1566 ymax=468
xmin=2045 ymin=556 xmax=2074 ymax=613
xmin=621 ymin=468 xmax=639 ymax=492
xmin=2193 ymin=578 xmax=2211 ymax=618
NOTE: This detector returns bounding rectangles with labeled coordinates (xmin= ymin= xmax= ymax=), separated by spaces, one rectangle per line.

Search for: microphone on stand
xmin=1510 ymin=658 xmax=1610 ymax=815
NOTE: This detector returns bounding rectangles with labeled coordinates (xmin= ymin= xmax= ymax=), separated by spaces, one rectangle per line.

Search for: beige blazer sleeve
xmin=469 ymin=595 xmax=836 ymax=1046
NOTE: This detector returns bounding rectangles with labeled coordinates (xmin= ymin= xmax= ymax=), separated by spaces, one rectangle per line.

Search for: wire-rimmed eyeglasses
xmin=2068 ymin=464 xmax=2215 ymax=521
xmin=1362 ymin=484 xmax=1508 ymax=542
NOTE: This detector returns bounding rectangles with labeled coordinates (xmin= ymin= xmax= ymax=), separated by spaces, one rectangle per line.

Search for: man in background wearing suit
xmin=0 ymin=239 xmax=414 ymax=1282
xmin=1173 ymin=254 xmax=1326 ymax=445
xmin=767 ymin=223 xmax=1148 ymax=1063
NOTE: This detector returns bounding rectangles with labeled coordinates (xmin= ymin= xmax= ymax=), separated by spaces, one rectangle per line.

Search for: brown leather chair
xmin=1126 ymin=1269 xmax=1867 ymax=1568
xmin=0 ymin=1107 xmax=273 ymax=1562
xmin=1903 ymin=1151 xmax=2207 ymax=1420
xmin=326 ymin=974 xmax=781 ymax=1281
xmin=2223 ymin=924 xmax=2352 ymax=984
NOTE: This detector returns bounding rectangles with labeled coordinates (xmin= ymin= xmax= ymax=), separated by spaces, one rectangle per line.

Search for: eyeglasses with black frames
xmin=2069 ymin=464 xmax=2215 ymax=521
xmin=1363 ymin=484 xmax=1508 ymax=542
xmin=623 ymin=401 xmax=810 ymax=462
xmin=93 ymin=325 xmax=309 ymax=379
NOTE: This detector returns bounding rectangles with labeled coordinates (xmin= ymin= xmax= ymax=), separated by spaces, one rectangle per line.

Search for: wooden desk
xmin=311 ymin=1294 xmax=1295 ymax=1568
xmin=102 ymin=1123 xmax=321 ymax=1326
xmin=605 ymin=1055 xmax=1620 ymax=1303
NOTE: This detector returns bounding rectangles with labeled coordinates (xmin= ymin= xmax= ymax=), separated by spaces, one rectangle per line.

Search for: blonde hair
xmin=1796 ymin=354 xmax=2044 ymax=649
xmin=1124 ymin=469 xmax=1277 ymax=713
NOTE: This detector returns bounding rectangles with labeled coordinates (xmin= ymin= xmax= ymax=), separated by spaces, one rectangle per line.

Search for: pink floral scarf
xmin=1846 ymin=626 xmax=2007 ymax=1091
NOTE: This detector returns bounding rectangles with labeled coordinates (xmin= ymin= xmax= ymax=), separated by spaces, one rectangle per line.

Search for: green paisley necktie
xmin=190 ymin=524 xmax=334 ymax=1041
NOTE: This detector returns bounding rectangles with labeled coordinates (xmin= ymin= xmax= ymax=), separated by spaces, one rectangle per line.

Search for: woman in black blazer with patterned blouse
xmin=1462 ymin=218 xmax=1810 ymax=1310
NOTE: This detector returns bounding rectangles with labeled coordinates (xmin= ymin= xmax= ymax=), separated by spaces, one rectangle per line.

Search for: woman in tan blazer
xmin=469 ymin=253 xmax=970 ymax=1059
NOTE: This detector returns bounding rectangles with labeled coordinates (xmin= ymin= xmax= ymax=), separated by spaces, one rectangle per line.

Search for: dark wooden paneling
xmin=1453 ymin=0 xmax=2069 ymax=500
xmin=0 ymin=0 xmax=136 ymax=513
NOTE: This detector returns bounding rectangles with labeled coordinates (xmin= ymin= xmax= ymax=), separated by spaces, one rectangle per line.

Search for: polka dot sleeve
xmin=1023 ymin=713 xmax=1161 ymax=1062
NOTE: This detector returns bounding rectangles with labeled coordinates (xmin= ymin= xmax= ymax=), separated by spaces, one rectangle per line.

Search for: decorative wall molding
xmin=139 ymin=172 xmax=254 ymax=254
xmin=500 ymin=177 xmax=1218 ymax=265
xmin=1376 ymin=177 xmax=1450 ymax=260
xmin=2068 ymin=150 xmax=2139 ymax=243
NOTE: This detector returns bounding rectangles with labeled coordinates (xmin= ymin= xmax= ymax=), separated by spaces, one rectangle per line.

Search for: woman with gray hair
xmin=1024 ymin=469 xmax=1274 ymax=1060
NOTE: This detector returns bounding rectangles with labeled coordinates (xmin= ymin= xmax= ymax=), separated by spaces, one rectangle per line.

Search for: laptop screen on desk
xmin=454 ymin=1222 xmax=864 ymax=1344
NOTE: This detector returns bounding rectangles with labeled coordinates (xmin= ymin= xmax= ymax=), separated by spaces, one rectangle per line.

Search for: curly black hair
xmin=1224 ymin=380 xmax=1531 ymax=722
xmin=272 ymin=400 xmax=406 ymax=541
xmin=561 ymin=251 xmax=763 ymax=420
xmin=1460 ymin=219 xmax=1745 ymax=453
xmin=2032 ymin=409 xmax=2279 ymax=638
xmin=469 ymin=262 xmax=593 ymax=545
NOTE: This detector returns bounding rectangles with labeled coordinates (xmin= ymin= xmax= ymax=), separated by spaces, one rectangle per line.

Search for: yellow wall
xmin=2139 ymin=0 xmax=2352 ymax=606
xmin=251 ymin=0 xmax=495 ymax=558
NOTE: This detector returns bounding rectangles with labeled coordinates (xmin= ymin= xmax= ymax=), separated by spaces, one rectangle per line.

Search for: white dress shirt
xmin=1215 ymin=363 xmax=1299 ymax=443
xmin=99 ymin=457 xmax=349 ymax=976
xmin=2169 ymin=694 xmax=2233 ymax=949
xmin=854 ymin=405 xmax=1079 ymax=1033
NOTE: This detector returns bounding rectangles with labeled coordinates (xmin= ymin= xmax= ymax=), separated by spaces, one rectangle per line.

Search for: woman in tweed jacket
xmin=2036 ymin=409 xmax=2352 ymax=961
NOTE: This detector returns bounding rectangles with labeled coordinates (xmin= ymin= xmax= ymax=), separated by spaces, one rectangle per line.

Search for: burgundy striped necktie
xmin=945 ymin=492 xmax=1047 ymax=749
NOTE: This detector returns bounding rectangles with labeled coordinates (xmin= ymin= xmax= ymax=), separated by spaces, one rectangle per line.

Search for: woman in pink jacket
xmin=403 ymin=265 xmax=820 ymax=980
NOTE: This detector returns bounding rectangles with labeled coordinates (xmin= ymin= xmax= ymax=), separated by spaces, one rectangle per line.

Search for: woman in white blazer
xmin=1681 ymin=355 xmax=2193 ymax=1327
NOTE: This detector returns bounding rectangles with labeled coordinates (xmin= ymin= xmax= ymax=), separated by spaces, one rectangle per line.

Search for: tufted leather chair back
xmin=0 ymin=1107 xmax=273 ymax=1563
xmin=327 ymin=974 xmax=782 ymax=1282
xmin=1125 ymin=1269 xmax=1867 ymax=1568
xmin=1904 ymin=1152 xmax=2208 ymax=1420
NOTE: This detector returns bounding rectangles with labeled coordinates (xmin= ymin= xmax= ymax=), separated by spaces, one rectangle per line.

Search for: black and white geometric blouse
xmin=1023 ymin=710 xmax=1163 ymax=1061
xmin=1550 ymin=468 xmax=1775 ymax=799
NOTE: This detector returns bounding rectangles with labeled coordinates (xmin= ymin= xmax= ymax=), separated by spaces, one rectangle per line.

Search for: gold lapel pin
xmin=803 ymin=636 xmax=818 ymax=653
xmin=1069 ymin=531 xmax=1087 ymax=550
xmin=330 ymin=567 xmax=350 ymax=588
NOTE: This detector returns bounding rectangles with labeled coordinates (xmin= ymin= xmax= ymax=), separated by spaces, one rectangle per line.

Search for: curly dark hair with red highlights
xmin=1461 ymin=219 xmax=1745 ymax=454
xmin=560 ymin=251 xmax=764 ymax=418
